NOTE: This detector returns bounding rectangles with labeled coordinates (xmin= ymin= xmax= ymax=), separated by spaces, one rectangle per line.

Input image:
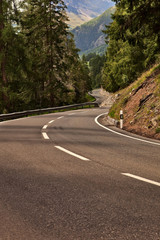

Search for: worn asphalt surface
xmin=0 ymin=89 xmax=160 ymax=240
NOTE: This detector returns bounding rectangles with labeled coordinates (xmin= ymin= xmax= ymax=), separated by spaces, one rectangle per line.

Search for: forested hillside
xmin=102 ymin=0 xmax=160 ymax=92
xmin=72 ymin=7 xmax=115 ymax=55
xmin=102 ymin=0 xmax=160 ymax=139
xmin=0 ymin=0 xmax=91 ymax=114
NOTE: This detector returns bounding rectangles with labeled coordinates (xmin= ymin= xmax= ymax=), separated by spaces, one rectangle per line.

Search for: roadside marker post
xmin=120 ymin=110 xmax=123 ymax=129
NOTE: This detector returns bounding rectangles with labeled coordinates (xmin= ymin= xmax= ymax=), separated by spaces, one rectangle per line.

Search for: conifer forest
xmin=0 ymin=0 xmax=91 ymax=113
xmin=0 ymin=0 xmax=160 ymax=113
xmin=102 ymin=0 xmax=160 ymax=92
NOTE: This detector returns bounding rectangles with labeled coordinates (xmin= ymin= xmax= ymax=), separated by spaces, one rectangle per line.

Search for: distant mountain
xmin=71 ymin=7 xmax=116 ymax=55
xmin=64 ymin=0 xmax=115 ymax=28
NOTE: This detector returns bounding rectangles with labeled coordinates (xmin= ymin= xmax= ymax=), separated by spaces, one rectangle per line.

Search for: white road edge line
xmin=122 ymin=173 xmax=160 ymax=187
xmin=95 ymin=112 xmax=160 ymax=146
xmin=55 ymin=146 xmax=91 ymax=161
xmin=43 ymin=125 xmax=48 ymax=129
xmin=42 ymin=132 xmax=50 ymax=140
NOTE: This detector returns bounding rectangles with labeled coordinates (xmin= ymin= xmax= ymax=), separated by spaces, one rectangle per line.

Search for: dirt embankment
xmin=109 ymin=64 xmax=160 ymax=140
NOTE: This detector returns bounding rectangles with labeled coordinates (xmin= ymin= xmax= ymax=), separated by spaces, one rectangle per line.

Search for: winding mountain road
xmin=0 ymin=91 xmax=160 ymax=240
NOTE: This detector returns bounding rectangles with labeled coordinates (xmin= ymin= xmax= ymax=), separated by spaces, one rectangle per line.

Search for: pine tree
xmin=0 ymin=0 xmax=8 ymax=111
xmin=102 ymin=0 xmax=160 ymax=92
xmin=0 ymin=0 xmax=92 ymax=112
xmin=20 ymin=0 xmax=91 ymax=107
xmin=0 ymin=0 xmax=25 ymax=112
xmin=20 ymin=0 xmax=70 ymax=107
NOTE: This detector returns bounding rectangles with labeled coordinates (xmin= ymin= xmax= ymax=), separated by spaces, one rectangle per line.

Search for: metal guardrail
xmin=0 ymin=102 xmax=99 ymax=121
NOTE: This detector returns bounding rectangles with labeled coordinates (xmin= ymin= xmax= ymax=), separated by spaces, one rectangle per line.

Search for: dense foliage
xmin=80 ymin=44 xmax=107 ymax=57
xmin=84 ymin=53 xmax=106 ymax=89
xmin=102 ymin=0 xmax=160 ymax=92
xmin=0 ymin=0 xmax=91 ymax=113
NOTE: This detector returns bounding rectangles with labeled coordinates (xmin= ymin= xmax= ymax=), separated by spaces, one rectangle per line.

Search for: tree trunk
xmin=0 ymin=0 xmax=7 ymax=86
xmin=0 ymin=0 xmax=9 ymax=112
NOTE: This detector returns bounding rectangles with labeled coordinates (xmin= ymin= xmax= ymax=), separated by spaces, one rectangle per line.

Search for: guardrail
xmin=0 ymin=102 xmax=99 ymax=121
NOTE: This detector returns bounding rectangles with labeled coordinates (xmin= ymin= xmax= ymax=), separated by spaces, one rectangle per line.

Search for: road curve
xmin=0 ymin=107 xmax=160 ymax=240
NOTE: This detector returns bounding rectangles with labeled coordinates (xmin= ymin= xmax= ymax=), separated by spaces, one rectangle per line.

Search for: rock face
xmin=107 ymin=64 xmax=160 ymax=140
xmin=122 ymin=68 xmax=160 ymax=140
xmin=64 ymin=0 xmax=115 ymax=28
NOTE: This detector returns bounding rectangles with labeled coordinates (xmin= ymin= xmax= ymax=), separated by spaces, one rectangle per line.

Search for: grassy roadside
xmin=85 ymin=93 xmax=96 ymax=102
xmin=0 ymin=97 xmax=97 ymax=122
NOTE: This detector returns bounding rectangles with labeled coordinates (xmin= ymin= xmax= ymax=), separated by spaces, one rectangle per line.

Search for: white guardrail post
xmin=120 ymin=110 xmax=124 ymax=129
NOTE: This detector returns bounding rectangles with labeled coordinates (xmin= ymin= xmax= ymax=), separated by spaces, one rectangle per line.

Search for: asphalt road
xmin=0 ymin=99 xmax=160 ymax=239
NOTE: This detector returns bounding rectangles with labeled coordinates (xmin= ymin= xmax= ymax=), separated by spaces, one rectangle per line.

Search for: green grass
xmin=109 ymin=64 xmax=160 ymax=120
xmin=85 ymin=93 xmax=96 ymax=102
xmin=0 ymin=101 xmax=97 ymax=122
xmin=156 ymin=127 xmax=160 ymax=134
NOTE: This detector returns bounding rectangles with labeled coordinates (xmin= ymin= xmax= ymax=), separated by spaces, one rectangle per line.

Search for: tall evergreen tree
xmin=0 ymin=0 xmax=25 ymax=112
xmin=20 ymin=0 xmax=91 ymax=107
xmin=102 ymin=0 xmax=160 ymax=92
xmin=0 ymin=0 xmax=9 ymax=111
xmin=0 ymin=0 xmax=91 ymax=113
xmin=20 ymin=0 xmax=69 ymax=107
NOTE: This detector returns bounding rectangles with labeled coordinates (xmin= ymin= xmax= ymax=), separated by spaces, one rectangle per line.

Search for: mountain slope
xmin=109 ymin=64 xmax=160 ymax=140
xmin=71 ymin=7 xmax=115 ymax=54
xmin=64 ymin=0 xmax=115 ymax=28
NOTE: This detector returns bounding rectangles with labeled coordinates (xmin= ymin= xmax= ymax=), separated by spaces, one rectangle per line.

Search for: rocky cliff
xmin=109 ymin=64 xmax=160 ymax=140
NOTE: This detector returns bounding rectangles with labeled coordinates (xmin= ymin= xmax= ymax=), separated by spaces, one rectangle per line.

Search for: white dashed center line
xmin=122 ymin=173 xmax=160 ymax=187
xmin=42 ymin=132 xmax=50 ymax=140
xmin=49 ymin=120 xmax=54 ymax=124
xmin=55 ymin=146 xmax=91 ymax=161
xmin=43 ymin=125 xmax=48 ymax=129
xmin=42 ymin=116 xmax=64 ymax=140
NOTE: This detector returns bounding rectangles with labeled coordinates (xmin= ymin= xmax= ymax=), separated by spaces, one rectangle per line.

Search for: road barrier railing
xmin=0 ymin=102 xmax=99 ymax=121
